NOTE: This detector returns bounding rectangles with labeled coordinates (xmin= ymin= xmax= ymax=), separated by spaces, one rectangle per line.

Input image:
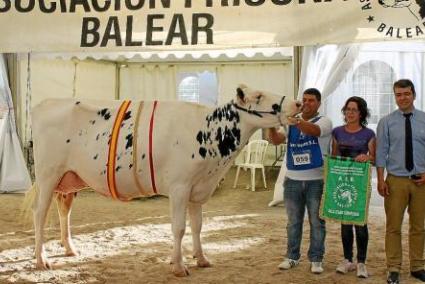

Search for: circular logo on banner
xmin=360 ymin=0 xmax=425 ymax=39
xmin=333 ymin=182 xmax=357 ymax=209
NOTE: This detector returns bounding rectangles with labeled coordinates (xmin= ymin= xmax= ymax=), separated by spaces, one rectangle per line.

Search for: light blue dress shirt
xmin=376 ymin=108 xmax=425 ymax=176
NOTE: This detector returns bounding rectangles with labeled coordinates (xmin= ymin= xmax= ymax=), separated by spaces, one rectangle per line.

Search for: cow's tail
xmin=21 ymin=183 xmax=56 ymax=227
xmin=20 ymin=183 xmax=38 ymax=225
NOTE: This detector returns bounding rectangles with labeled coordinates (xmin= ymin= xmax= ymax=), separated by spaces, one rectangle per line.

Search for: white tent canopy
xmin=2 ymin=1 xmax=425 ymax=195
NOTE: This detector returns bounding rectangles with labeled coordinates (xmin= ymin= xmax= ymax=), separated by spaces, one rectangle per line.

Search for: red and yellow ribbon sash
xmin=107 ymin=100 xmax=131 ymax=200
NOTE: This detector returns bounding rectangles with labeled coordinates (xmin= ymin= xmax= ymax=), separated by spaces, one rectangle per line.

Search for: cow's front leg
xmin=170 ymin=188 xmax=190 ymax=277
xmin=188 ymin=202 xmax=211 ymax=268
xmin=55 ymin=193 xmax=77 ymax=257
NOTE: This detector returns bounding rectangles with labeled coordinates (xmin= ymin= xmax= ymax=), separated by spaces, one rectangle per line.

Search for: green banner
xmin=320 ymin=156 xmax=371 ymax=225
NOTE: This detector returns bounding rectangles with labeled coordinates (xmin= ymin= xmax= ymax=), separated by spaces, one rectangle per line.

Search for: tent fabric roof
xmin=29 ymin=47 xmax=293 ymax=63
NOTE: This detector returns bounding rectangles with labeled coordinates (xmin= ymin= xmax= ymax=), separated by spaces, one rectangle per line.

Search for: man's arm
xmin=376 ymin=118 xmax=389 ymax=196
xmin=289 ymin=117 xmax=322 ymax=137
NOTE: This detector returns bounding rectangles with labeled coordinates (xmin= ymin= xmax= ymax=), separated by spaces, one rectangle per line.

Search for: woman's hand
xmin=354 ymin=154 xmax=370 ymax=163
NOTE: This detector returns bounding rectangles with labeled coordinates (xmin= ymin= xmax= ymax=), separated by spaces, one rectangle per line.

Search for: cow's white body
xmin=31 ymin=85 xmax=301 ymax=276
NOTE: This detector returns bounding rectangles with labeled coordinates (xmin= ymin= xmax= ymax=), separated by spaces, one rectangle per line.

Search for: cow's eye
xmin=256 ymin=95 xmax=263 ymax=104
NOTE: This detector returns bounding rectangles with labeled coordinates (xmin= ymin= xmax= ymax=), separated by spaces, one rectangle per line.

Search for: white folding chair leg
xmin=233 ymin=166 xmax=241 ymax=188
xmin=250 ymin=168 xmax=256 ymax=191
xmin=261 ymin=167 xmax=267 ymax=189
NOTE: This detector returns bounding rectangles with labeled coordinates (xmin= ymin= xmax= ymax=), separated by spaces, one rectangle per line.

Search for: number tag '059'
xmin=292 ymin=153 xmax=311 ymax=166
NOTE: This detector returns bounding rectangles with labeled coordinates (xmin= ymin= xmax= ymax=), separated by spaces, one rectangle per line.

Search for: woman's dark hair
xmin=341 ymin=96 xmax=370 ymax=127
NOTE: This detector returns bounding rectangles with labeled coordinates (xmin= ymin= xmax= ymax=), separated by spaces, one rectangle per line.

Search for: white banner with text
xmin=0 ymin=0 xmax=424 ymax=52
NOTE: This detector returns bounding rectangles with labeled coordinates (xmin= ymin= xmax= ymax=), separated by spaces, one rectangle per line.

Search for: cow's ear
xmin=236 ymin=87 xmax=247 ymax=105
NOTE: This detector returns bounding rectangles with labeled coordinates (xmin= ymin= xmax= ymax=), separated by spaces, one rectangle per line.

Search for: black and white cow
xmin=31 ymin=84 xmax=301 ymax=276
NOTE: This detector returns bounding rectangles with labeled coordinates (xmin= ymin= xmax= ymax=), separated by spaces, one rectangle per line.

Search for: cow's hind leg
xmin=33 ymin=179 xmax=57 ymax=270
xmin=55 ymin=193 xmax=77 ymax=257
xmin=188 ymin=202 xmax=211 ymax=268
xmin=170 ymin=187 xmax=191 ymax=277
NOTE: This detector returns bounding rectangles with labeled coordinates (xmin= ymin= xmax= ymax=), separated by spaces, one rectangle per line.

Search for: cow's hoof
xmin=36 ymin=260 xmax=52 ymax=270
xmin=65 ymin=250 xmax=78 ymax=257
xmin=197 ymin=258 xmax=211 ymax=268
xmin=172 ymin=264 xmax=190 ymax=277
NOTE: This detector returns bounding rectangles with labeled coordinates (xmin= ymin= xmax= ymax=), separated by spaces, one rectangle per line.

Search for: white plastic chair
xmin=233 ymin=139 xmax=269 ymax=191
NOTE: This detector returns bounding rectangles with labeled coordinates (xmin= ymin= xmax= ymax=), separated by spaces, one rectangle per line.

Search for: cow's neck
xmin=195 ymin=102 xmax=260 ymax=161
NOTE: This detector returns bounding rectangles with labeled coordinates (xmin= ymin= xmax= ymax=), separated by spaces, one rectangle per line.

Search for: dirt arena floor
xmin=0 ymin=167 xmax=420 ymax=283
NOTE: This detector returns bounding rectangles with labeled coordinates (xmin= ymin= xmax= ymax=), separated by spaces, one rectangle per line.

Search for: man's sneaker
xmin=357 ymin=263 xmax=368 ymax=278
xmin=387 ymin=272 xmax=400 ymax=284
xmin=411 ymin=269 xmax=425 ymax=282
xmin=311 ymin=262 xmax=324 ymax=274
xmin=336 ymin=259 xmax=356 ymax=274
xmin=278 ymin=258 xmax=299 ymax=270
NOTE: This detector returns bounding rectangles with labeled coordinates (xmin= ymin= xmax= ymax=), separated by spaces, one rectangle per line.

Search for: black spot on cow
xmin=116 ymin=166 xmax=122 ymax=172
xmin=123 ymin=111 xmax=131 ymax=121
xmin=142 ymin=154 xmax=146 ymax=160
xmin=192 ymin=154 xmax=195 ymax=159
xmin=117 ymin=155 xmax=121 ymax=161
xmin=66 ymin=139 xmax=71 ymax=143
xmin=196 ymin=131 xmax=203 ymax=144
xmin=205 ymin=104 xmax=239 ymax=127
xmin=96 ymin=134 xmax=100 ymax=141
xmin=75 ymin=101 xmax=80 ymax=105
xmin=121 ymin=123 xmax=125 ymax=128
xmin=125 ymin=134 xmax=133 ymax=150
xmin=102 ymin=132 xmax=107 ymax=136
xmin=129 ymin=164 xmax=133 ymax=169
xmin=93 ymin=154 xmax=98 ymax=160
xmin=199 ymin=147 xmax=207 ymax=158
xmin=196 ymin=103 xmax=241 ymax=159
xmin=98 ymin=108 xmax=111 ymax=120
xmin=89 ymin=120 xmax=96 ymax=125
xmin=215 ymin=126 xmax=239 ymax=157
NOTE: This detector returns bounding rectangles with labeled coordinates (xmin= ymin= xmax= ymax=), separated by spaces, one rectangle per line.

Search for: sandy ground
xmin=0 ymin=167 xmax=420 ymax=284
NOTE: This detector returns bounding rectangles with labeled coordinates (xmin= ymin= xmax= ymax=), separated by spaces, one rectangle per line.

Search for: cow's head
xmin=234 ymin=84 xmax=302 ymax=128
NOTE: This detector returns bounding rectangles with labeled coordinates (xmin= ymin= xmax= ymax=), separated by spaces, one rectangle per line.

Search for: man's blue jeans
xmin=283 ymin=177 xmax=326 ymax=262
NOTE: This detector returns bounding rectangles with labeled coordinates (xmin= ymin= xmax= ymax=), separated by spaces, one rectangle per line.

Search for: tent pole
xmin=5 ymin=54 xmax=20 ymax=140
xmin=292 ymin=46 xmax=303 ymax=100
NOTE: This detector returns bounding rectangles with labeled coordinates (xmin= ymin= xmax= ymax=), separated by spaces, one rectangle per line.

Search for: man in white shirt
xmin=268 ymin=88 xmax=332 ymax=274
